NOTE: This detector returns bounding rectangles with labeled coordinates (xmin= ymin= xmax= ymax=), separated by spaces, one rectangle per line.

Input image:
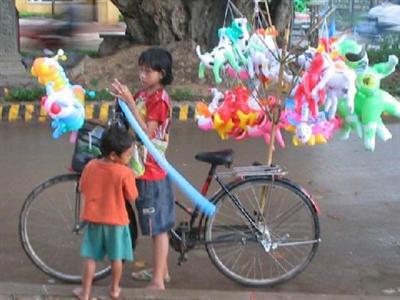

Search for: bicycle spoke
xmin=212 ymin=219 xmax=251 ymax=239
xmin=238 ymin=255 xmax=254 ymax=277
xmin=28 ymin=229 xmax=68 ymax=243
xmin=64 ymin=190 xmax=76 ymax=222
xmin=230 ymin=246 xmax=245 ymax=273
xmin=28 ymin=207 xmax=64 ymax=223
xmin=220 ymin=246 xmax=244 ymax=266
xmin=268 ymin=250 xmax=288 ymax=275
xmin=45 ymin=190 xmax=70 ymax=227
xmin=231 ymin=192 xmax=256 ymax=232
xmin=269 ymin=201 xmax=305 ymax=229
xmin=256 ymin=251 xmax=264 ymax=280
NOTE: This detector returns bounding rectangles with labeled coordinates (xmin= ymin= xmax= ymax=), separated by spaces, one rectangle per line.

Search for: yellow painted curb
xmin=0 ymin=102 xmax=195 ymax=122
xmin=99 ymin=103 xmax=110 ymax=123
xmin=8 ymin=104 xmax=20 ymax=122
xmin=85 ymin=104 xmax=94 ymax=120
xmin=39 ymin=106 xmax=47 ymax=122
xmin=24 ymin=104 xmax=35 ymax=122
xmin=179 ymin=104 xmax=189 ymax=121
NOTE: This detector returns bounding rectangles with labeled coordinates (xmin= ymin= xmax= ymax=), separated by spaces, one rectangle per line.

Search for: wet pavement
xmin=0 ymin=121 xmax=400 ymax=297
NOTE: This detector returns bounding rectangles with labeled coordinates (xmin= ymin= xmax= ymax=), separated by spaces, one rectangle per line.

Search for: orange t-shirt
xmin=79 ymin=159 xmax=138 ymax=226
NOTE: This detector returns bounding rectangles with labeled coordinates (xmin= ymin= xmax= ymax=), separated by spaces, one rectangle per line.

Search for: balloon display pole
xmin=262 ymin=26 xmax=291 ymax=212
xmin=267 ymin=26 xmax=291 ymax=166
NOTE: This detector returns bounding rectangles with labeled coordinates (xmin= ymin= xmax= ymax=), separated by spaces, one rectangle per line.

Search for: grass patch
xmin=73 ymin=49 xmax=100 ymax=58
xmin=367 ymin=48 xmax=400 ymax=66
xmin=168 ymin=87 xmax=204 ymax=102
xmin=19 ymin=12 xmax=52 ymax=19
xmin=21 ymin=49 xmax=100 ymax=59
xmin=87 ymin=89 xmax=114 ymax=101
xmin=2 ymin=87 xmax=114 ymax=102
xmin=3 ymin=87 xmax=45 ymax=102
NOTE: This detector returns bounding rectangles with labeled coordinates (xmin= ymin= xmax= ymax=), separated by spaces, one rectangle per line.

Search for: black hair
xmin=100 ymin=125 xmax=133 ymax=157
xmin=138 ymin=47 xmax=173 ymax=86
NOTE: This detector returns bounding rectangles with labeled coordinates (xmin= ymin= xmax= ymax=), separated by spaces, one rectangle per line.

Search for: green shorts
xmin=80 ymin=223 xmax=133 ymax=262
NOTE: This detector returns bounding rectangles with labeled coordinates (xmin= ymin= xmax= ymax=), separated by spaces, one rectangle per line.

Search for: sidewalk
xmin=0 ymin=283 xmax=398 ymax=300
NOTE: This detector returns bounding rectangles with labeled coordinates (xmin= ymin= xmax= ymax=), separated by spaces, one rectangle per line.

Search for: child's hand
xmin=111 ymin=79 xmax=134 ymax=104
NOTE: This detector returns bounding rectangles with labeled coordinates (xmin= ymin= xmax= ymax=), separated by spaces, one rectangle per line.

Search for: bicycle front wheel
xmin=19 ymin=173 xmax=111 ymax=283
xmin=205 ymin=176 xmax=320 ymax=287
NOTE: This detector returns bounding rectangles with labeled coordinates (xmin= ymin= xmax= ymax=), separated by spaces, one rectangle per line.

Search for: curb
xmin=0 ymin=282 xmax=396 ymax=300
xmin=0 ymin=102 xmax=196 ymax=123
xmin=1 ymin=102 xmax=400 ymax=124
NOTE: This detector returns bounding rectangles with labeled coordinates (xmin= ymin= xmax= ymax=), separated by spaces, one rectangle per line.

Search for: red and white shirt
xmin=134 ymin=88 xmax=171 ymax=180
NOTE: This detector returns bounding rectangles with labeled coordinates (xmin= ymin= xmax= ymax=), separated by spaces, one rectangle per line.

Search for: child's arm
xmin=111 ymin=79 xmax=165 ymax=139
xmin=110 ymin=79 xmax=146 ymax=130
xmin=123 ymin=172 xmax=138 ymax=203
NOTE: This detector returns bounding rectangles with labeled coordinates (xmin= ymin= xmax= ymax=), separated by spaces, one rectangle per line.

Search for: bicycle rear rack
xmin=216 ymin=164 xmax=287 ymax=178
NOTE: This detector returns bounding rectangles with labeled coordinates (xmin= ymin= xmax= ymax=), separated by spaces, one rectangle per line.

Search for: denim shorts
xmin=135 ymin=176 xmax=176 ymax=236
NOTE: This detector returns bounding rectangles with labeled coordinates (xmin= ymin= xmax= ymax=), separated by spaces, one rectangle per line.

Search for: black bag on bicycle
xmin=71 ymin=121 xmax=105 ymax=173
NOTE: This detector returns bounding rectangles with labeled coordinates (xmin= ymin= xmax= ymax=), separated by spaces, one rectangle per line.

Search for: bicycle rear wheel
xmin=205 ymin=176 xmax=320 ymax=287
xmin=19 ymin=173 xmax=111 ymax=283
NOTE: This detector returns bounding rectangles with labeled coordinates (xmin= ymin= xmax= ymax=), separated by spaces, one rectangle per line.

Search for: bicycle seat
xmin=195 ymin=149 xmax=234 ymax=166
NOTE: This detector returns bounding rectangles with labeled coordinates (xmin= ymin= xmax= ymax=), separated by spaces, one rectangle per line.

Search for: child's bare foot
xmin=72 ymin=287 xmax=88 ymax=300
xmin=145 ymin=282 xmax=165 ymax=290
xmin=109 ymin=286 xmax=121 ymax=299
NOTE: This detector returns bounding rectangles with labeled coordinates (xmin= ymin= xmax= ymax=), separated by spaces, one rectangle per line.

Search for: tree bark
xmin=0 ymin=0 xmax=34 ymax=88
xmin=110 ymin=0 xmax=292 ymax=48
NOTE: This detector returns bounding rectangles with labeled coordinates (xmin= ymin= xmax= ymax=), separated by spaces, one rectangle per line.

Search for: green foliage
xmin=381 ymin=73 xmax=400 ymax=96
xmin=367 ymin=48 xmax=400 ymax=96
xmin=73 ymin=50 xmax=100 ymax=58
xmin=19 ymin=12 xmax=52 ymax=18
xmin=87 ymin=89 xmax=114 ymax=102
xmin=367 ymin=48 xmax=400 ymax=66
xmin=89 ymin=78 xmax=100 ymax=88
xmin=21 ymin=49 xmax=100 ymax=60
xmin=2 ymin=87 xmax=115 ymax=102
xmin=169 ymin=88 xmax=195 ymax=102
xmin=4 ymin=87 xmax=46 ymax=102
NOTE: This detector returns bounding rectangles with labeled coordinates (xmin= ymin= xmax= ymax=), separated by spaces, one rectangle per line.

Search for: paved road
xmin=1 ymin=121 xmax=400 ymax=297
xmin=19 ymin=18 xmax=126 ymax=51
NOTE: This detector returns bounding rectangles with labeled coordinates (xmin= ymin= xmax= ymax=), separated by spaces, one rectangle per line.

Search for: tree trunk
xmin=0 ymin=0 xmax=34 ymax=88
xmin=110 ymin=0 xmax=292 ymax=48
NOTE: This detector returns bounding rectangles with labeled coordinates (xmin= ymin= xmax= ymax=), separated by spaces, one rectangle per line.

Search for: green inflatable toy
xmin=338 ymin=39 xmax=400 ymax=151
xmin=294 ymin=0 xmax=309 ymax=13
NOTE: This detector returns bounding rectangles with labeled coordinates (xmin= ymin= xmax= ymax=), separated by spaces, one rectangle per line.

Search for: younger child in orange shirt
xmin=73 ymin=125 xmax=138 ymax=300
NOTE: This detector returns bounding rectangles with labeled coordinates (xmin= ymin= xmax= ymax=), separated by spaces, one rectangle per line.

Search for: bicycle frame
xmin=171 ymin=163 xmax=269 ymax=250
xmin=171 ymin=162 xmax=320 ymax=252
xmin=72 ymin=175 xmax=84 ymax=234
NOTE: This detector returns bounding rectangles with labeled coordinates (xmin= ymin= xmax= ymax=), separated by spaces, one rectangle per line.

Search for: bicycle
xmin=20 ymin=121 xmax=321 ymax=287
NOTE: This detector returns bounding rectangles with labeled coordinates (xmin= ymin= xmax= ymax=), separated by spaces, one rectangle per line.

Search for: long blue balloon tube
xmin=118 ymin=99 xmax=216 ymax=216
